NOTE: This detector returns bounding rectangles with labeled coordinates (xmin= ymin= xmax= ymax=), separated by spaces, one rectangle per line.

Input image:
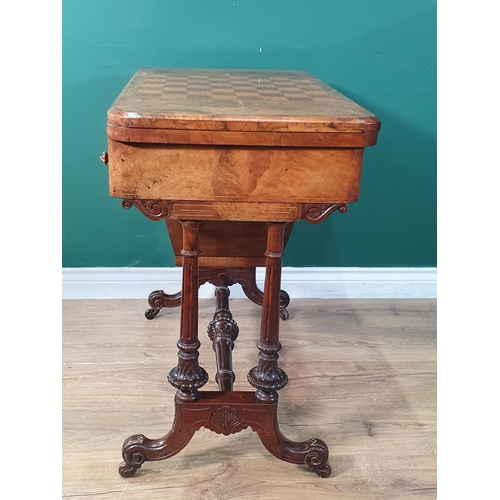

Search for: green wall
xmin=62 ymin=0 xmax=436 ymax=268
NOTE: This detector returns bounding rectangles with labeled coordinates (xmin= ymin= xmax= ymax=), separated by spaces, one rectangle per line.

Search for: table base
xmin=117 ymin=219 xmax=331 ymax=479
xmin=118 ymin=391 xmax=331 ymax=478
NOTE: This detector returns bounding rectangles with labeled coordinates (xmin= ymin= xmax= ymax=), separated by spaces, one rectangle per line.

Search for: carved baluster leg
xmin=245 ymin=223 xmax=332 ymax=477
xmin=247 ymin=223 xmax=289 ymax=403
xmin=167 ymin=221 xmax=209 ymax=402
xmin=119 ymin=220 xmax=209 ymax=477
xmin=207 ymin=275 xmax=239 ymax=391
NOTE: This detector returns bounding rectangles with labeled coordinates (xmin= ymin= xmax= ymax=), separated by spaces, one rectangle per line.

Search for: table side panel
xmin=108 ymin=141 xmax=364 ymax=204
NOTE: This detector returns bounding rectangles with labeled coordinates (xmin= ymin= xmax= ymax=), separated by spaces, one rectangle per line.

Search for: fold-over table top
xmin=107 ymin=68 xmax=380 ymax=137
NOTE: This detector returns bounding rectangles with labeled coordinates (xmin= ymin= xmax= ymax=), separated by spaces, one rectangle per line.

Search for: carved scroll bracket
xmin=301 ymin=203 xmax=348 ymax=224
xmin=121 ymin=199 xmax=170 ymax=221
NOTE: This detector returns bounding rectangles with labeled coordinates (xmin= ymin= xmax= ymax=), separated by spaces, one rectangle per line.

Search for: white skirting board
xmin=62 ymin=267 xmax=436 ymax=299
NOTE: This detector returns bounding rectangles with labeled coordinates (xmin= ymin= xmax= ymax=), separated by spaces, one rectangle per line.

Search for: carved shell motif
xmin=205 ymin=406 xmax=247 ymax=436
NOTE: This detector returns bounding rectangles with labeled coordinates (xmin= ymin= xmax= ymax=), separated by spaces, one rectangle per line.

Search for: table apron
xmin=108 ymin=140 xmax=364 ymax=204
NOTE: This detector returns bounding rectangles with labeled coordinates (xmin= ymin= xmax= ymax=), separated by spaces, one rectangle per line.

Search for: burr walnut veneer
xmin=103 ymin=68 xmax=380 ymax=478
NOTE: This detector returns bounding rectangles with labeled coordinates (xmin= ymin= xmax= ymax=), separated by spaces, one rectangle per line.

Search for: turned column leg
xmin=119 ymin=220 xmax=209 ymax=477
xmin=207 ymin=275 xmax=239 ymax=391
xmin=245 ymin=222 xmax=332 ymax=477
xmin=167 ymin=221 xmax=209 ymax=402
xmin=247 ymin=223 xmax=289 ymax=403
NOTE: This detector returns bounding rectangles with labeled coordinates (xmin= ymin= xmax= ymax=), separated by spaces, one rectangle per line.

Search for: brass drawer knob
xmin=100 ymin=151 xmax=109 ymax=165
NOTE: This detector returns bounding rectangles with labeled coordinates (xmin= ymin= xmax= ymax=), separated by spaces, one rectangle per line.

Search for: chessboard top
xmin=107 ymin=68 xmax=380 ymax=135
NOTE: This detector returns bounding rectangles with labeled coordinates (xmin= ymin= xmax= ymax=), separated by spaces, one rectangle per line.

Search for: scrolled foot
xmin=279 ymin=308 xmax=289 ymax=321
xmin=145 ymin=289 xmax=182 ymax=320
xmin=257 ymin=422 xmax=332 ymax=478
xmin=279 ymin=289 xmax=290 ymax=321
xmin=313 ymin=462 xmax=332 ymax=478
xmin=304 ymin=438 xmax=331 ymax=477
xmin=145 ymin=308 xmax=159 ymax=320
xmin=119 ymin=434 xmax=148 ymax=477
xmin=145 ymin=289 xmax=165 ymax=320
xmin=279 ymin=289 xmax=290 ymax=309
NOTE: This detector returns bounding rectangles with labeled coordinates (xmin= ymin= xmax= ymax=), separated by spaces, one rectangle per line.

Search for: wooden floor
xmin=62 ymin=298 xmax=436 ymax=499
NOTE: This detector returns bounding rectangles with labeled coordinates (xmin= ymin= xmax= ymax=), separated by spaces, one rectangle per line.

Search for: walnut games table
xmin=101 ymin=68 xmax=380 ymax=478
